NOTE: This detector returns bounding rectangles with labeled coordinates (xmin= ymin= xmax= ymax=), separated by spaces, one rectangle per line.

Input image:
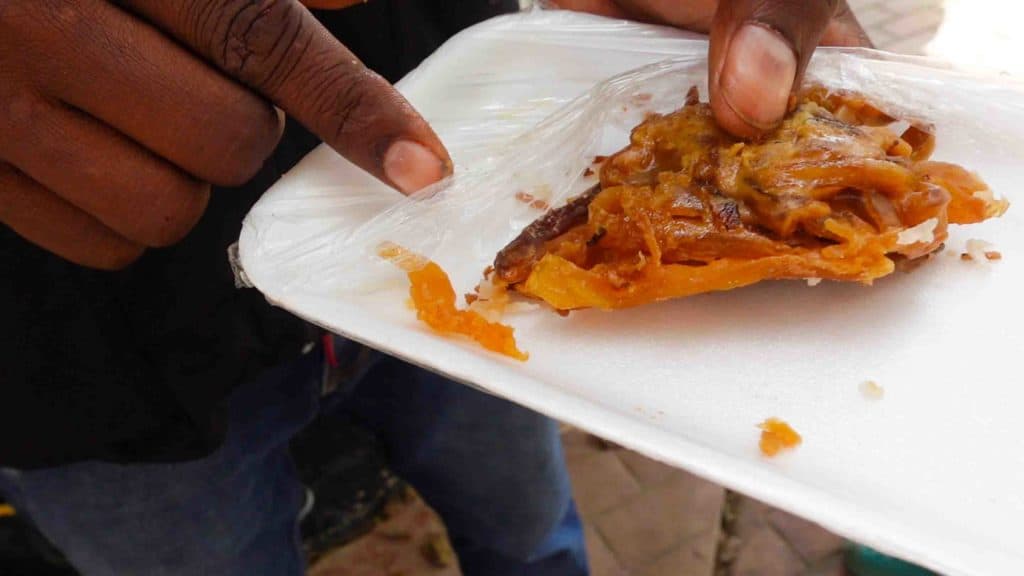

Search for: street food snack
xmin=494 ymin=86 xmax=1009 ymax=311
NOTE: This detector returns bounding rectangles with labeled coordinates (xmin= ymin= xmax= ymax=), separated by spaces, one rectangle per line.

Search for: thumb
xmin=708 ymin=0 xmax=842 ymax=139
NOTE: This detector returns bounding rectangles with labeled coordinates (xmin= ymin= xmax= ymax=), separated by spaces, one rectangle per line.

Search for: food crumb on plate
xmin=379 ymin=242 xmax=528 ymax=361
xmin=961 ymin=239 xmax=1000 ymax=261
xmin=758 ymin=418 xmax=802 ymax=457
xmin=860 ymin=380 xmax=884 ymax=400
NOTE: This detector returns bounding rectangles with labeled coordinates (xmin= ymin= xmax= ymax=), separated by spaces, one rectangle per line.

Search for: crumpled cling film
xmin=254 ymin=45 xmax=1022 ymax=314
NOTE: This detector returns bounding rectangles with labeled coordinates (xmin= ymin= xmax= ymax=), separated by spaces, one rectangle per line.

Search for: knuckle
xmin=1 ymin=2 xmax=72 ymax=84
xmin=211 ymin=101 xmax=282 ymax=186
xmin=36 ymin=0 xmax=91 ymax=38
xmin=143 ymin=180 xmax=211 ymax=247
xmin=50 ymin=0 xmax=85 ymax=29
xmin=319 ymin=69 xmax=385 ymax=143
xmin=211 ymin=0 xmax=307 ymax=89
xmin=3 ymin=0 xmax=87 ymax=47
xmin=2 ymin=88 xmax=44 ymax=135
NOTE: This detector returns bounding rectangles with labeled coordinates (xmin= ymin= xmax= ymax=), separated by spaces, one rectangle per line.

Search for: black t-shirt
xmin=0 ymin=0 xmax=518 ymax=469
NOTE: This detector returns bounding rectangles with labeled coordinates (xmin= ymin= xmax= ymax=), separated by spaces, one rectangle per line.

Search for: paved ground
xmin=562 ymin=429 xmax=848 ymax=576
xmin=307 ymin=486 xmax=461 ymax=576
xmin=313 ymin=2 xmax=947 ymax=575
xmin=562 ymin=429 xmax=726 ymax=576
xmin=313 ymin=428 xmax=851 ymax=576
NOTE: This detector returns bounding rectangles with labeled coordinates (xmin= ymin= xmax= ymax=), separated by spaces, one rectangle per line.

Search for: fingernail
xmin=384 ymin=140 xmax=448 ymax=194
xmin=720 ymin=24 xmax=798 ymax=130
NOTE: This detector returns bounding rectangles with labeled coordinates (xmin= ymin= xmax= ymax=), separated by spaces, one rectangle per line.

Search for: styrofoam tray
xmin=239 ymin=11 xmax=1024 ymax=575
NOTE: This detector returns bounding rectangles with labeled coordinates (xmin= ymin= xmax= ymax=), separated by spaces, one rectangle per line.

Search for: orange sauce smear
xmin=379 ymin=243 xmax=528 ymax=361
xmin=758 ymin=418 xmax=802 ymax=457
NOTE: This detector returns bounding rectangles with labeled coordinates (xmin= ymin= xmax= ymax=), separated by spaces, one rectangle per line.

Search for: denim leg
xmin=333 ymin=349 xmax=589 ymax=576
xmin=0 ymin=352 xmax=322 ymax=576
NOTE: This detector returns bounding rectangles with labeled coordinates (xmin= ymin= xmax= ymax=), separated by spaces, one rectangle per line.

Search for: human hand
xmin=547 ymin=0 xmax=872 ymax=138
xmin=0 ymin=0 xmax=449 ymax=269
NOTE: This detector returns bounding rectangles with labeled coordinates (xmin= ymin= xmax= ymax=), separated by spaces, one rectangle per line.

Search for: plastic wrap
xmin=248 ymin=37 xmax=1022 ymax=304
xmin=239 ymin=11 xmax=1024 ymax=576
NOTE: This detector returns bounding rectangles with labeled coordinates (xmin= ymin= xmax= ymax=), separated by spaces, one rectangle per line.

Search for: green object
xmin=844 ymin=546 xmax=939 ymax=576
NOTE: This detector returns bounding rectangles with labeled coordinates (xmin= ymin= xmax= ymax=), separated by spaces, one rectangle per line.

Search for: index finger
xmin=121 ymin=0 xmax=451 ymax=194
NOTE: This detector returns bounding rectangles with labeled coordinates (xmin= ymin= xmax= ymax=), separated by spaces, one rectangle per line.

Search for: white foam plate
xmin=239 ymin=11 xmax=1024 ymax=576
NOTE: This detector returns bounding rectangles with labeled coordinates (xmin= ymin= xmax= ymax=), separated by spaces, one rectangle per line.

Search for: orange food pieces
xmin=758 ymin=418 xmax=802 ymax=457
xmin=379 ymin=243 xmax=528 ymax=361
xmin=493 ymin=86 xmax=1009 ymax=311
xmin=915 ymin=162 xmax=1008 ymax=224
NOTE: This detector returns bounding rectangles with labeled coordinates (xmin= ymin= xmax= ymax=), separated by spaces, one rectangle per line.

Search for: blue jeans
xmin=0 ymin=339 xmax=588 ymax=576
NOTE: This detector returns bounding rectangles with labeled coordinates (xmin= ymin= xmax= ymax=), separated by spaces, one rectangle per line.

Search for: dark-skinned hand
xmin=551 ymin=0 xmax=872 ymax=137
xmin=0 ymin=0 xmax=451 ymax=269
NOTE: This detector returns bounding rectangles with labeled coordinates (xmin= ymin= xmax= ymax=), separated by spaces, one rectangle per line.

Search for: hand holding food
xmin=549 ymin=0 xmax=871 ymax=137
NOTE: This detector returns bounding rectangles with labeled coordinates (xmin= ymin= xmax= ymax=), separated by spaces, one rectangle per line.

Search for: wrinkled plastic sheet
xmin=239 ymin=10 xmax=1024 ymax=576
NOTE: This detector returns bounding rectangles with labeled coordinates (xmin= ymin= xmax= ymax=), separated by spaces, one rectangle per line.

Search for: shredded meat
xmin=493 ymin=85 xmax=1009 ymax=311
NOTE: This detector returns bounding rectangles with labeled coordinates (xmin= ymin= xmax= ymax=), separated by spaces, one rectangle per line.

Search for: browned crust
xmin=493 ymin=184 xmax=601 ymax=284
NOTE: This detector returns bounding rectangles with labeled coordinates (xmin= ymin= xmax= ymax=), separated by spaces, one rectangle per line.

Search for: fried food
xmin=759 ymin=418 xmax=802 ymax=457
xmin=494 ymin=86 xmax=1009 ymax=311
xmin=380 ymin=243 xmax=528 ymax=361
